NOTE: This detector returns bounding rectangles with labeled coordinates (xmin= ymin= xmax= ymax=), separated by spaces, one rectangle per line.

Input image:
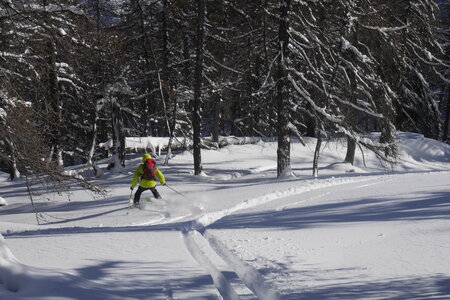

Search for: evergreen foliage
xmin=0 ymin=0 xmax=447 ymax=179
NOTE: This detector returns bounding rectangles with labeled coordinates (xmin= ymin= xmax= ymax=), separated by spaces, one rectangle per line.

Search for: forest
xmin=0 ymin=0 xmax=449 ymax=183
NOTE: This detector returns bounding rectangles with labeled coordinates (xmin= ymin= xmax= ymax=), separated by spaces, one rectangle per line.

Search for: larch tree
xmin=383 ymin=0 xmax=443 ymax=139
xmin=276 ymin=0 xmax=292 ymax=178
xmin=437 ymin=1 xmax=449 ymax=142
xmin=192 ymin=0 xmax=205 ymax=175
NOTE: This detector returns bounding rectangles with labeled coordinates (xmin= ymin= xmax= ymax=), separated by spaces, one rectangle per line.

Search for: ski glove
xmin=130 ymin=186 xmax=133 ymax=190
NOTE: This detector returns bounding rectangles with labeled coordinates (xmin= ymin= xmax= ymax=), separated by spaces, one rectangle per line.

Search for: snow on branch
xmin=287 ymin=122 xmax=306 ymax=146
xmin=330 ymin=94 xmax=384 ymax=119
xmin=288 ymin=74 xmax=342 ymax=124
xmin=203 ymin=52 xmax=241 ymax=74
xmin=340 ymin=37 xmax=372 ymax=63
xmin=336 ymin=126 xmax=397 ymax=164
xmin=361 ymin=25 xmax=409 ymax=37
xmin=433 ymin=67 xmax=450 ymax=84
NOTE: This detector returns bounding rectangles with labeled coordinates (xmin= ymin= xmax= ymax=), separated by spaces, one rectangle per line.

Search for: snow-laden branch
xmin=331 ymin=94 xmax=384 ymax=119
xmin=341 ymin=37 xmax=372 ymax=64
xmin=288 ymin=74 xmax=343 ymax=124
xmin=361 ymin=24 xmax=409 ymax=37
xmin=433 ymin=67 xmax=450 ymax=84
xmin=203 ymin=51 xmax=241 ymax=74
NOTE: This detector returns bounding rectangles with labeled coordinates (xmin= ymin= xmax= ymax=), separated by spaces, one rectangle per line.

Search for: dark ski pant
xmin=134 ymin=186 xmax=161 ymax=204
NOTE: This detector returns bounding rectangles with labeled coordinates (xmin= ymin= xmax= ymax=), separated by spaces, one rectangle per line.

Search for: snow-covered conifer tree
xmin=378 ymin=0 xmax=444 ymax=139
xmin=192 ymin=0 xmax=205 ymax=175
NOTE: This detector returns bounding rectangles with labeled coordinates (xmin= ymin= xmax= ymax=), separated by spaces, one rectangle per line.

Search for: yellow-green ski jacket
xmin=131 ymin=154 xmax=166 ymax=189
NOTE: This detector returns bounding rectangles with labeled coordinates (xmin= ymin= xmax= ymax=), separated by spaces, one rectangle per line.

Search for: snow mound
xmin=398 ymin=132 xmax=450 ymax=163
xmin=323 ymin=162 xmax=367 ymax=173
xmin=1 ymin=233 xmax=112 ymax=298
xmin=0 ymin=233 xmax=27 ymax=292
xmin=0 ymin=197 xmax=7 ymax=206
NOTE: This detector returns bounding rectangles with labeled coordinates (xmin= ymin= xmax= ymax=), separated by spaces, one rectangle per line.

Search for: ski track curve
xmin=4 ymin=172 xmax=436 ymax=299
xmin=174 ymin=174 xmax=391 ymax=299
xmin=178 ymin=172 xmax=445 ymax=299
xmin=182 ymin=231 xmax=240 ymax=300
xmin=203 ymin=231 xmax=281 ymax=300
xmin=191 ymin=174 xmax=381 ymax=231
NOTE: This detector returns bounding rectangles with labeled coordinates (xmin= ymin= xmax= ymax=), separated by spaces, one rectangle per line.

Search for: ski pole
xmin=164 ymin=184 xmax=188 ymax=200
xmin=127 ymin=190 xmax=133 ymax=213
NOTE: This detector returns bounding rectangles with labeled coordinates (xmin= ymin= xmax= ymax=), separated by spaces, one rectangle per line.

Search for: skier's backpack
xmin=142 ymin=159 xmax=157 ymax=180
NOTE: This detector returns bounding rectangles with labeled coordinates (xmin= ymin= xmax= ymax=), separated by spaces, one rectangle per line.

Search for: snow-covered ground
xmin=1 ymin=133 xmax=450 ymax=299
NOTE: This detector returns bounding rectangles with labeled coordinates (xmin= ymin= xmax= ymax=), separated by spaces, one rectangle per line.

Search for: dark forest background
xmin=1 ymin=0 xmax=449 ymax=181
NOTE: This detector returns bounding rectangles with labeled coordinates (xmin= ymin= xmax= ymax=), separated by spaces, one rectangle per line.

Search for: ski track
xmin=191 ymin=174 xmax=380 ymax=231
xmin=177 ymin=171 xmax=447 ymax=299
xmin=203 ymin=231 xmax=281 ymax=300
xmin=183 ymin=231 xmax=240 ymax=300
xmin=173 ymin=173 xmax=390 ymax=299
xmin=4 ymin=171 xmax=439 ymax=299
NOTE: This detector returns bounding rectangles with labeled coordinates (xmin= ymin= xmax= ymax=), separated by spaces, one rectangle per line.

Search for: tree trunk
xmin=98 ymin=116 xmax=109 ymax=158
xmin=9 ymin=158 xmax=20 ymax=181
xmin=162 ymin=0 xmax=169 ymax=81
xmin=344 ymin=69 xmax=357 ymax=165
xmin=193 ymin=0 xmax=205 ymax=175
xmin=137 ymin=0 xmax=153 ymax=136
xmin=443 ymin=87 xmax=450 ymax=142
xmin=344 ymin=137 xmax=356 ymax=165
xmin=211 ymin=94 xmax=220 ymax=144
xmin=45 ymin=38 xmax=62 ymax=167
xmin=5 ymin=139 xmax=21 ymax=180
xmin=164 ymin=102 xmax=178 ymax=165
xmin=262 ymin=0 xmax=269 ymax=71
xmin=111 ymin=96 xmax=125 ymax=168
xmin=88 ymin=99 xmax=100 ymax=176
xmin=344 ymin=26 xmax=358 ymax=165
xmin=313 ymin=134 xmax=322 ymax=178
xmin=379 ymin=105 xmax=397 ymax=158
xmin=276 ymin=0 xmax=291 ymax=178
xmin=183 ymin=35 xmax=191 ymax=81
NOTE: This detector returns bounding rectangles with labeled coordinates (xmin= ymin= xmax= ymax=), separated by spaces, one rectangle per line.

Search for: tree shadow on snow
xmin=68 ymin=260 xmax=223 ymax=299
xmin=2 ymin=219 xmax=197 ymax=238
xmin=208 ymin=190 xmax=450 ymax=230
xmin=0 ymin=259 xmax=224 ymax=300
xmin=281 ymin=274 xmax=450 ymax=300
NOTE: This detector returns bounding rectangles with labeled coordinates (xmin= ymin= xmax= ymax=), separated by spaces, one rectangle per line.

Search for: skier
xmin=130 ymin=153 xmax=166 ymax=206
